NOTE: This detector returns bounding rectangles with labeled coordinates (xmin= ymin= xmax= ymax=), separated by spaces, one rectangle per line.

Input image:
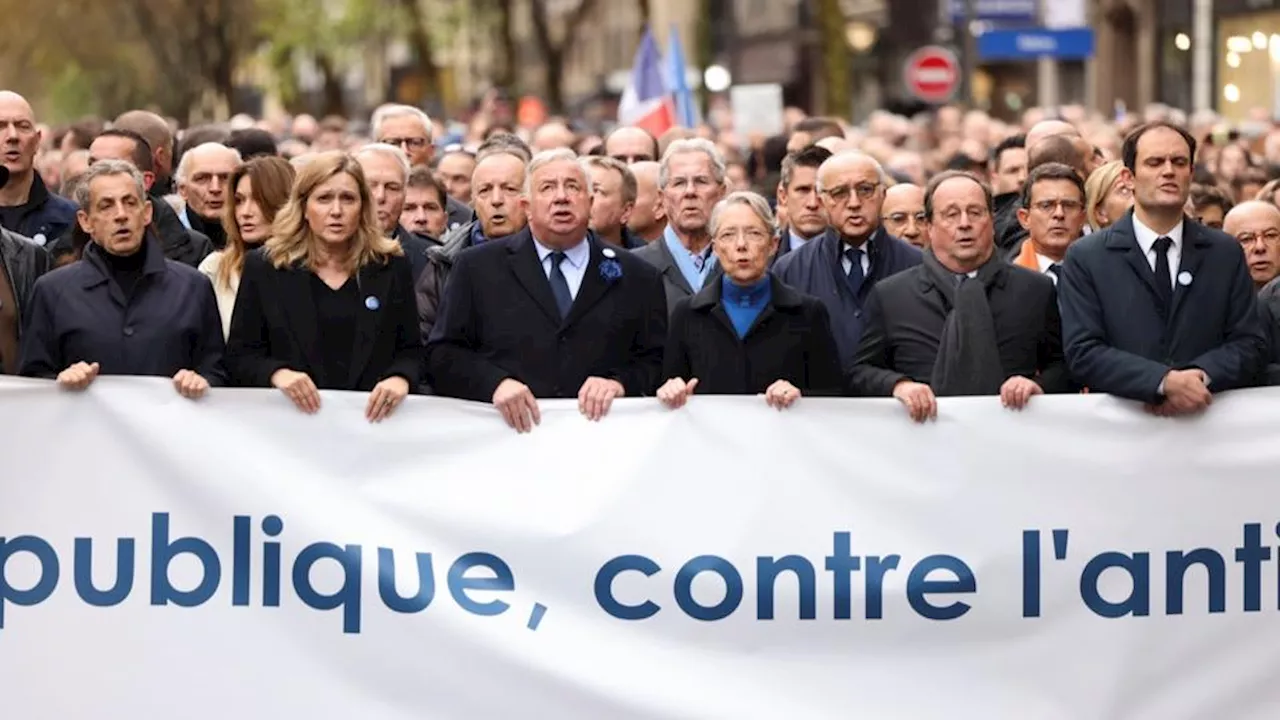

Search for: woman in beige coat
xmin=199 ymin=156 xmax=296 ymax=338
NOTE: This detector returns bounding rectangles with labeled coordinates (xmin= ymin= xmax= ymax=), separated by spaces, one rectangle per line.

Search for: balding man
xmin=1001 ymin=128 xmax=1089 ymax=256
xmin=532 ymin=122 xmax=576 ymax=153
xmin=0 ymin=91 xmax=77 ymax=245
xmin=1223 ymin=200 xmax=1280 ymax=291
xmin=373 ymin=104 xmax=471 ymax=231
xmin=1029 ymin=136 xmax=1088 ymax=179
xmin=290 ymin=115 xmax=318 ymax=144
xmin=604 ymin=126 xmax=659 ymax=164
xmin=774 ymin=151 xmax=922 ymax=365
xmin=175 ymin=142 xmax=242 ymax=251
xmin=48 ymin=129 xmax=213 ymax=268
xmin=114 ymin=110 xmax=177 ymax=194
xmin=416 ymin=133 xmax=533 ymax=341
xmin=1253 ymin=206 xmax=1280 ymax=382
xmin=1025 ymin=119 xmax=1079 ymax=151
xmin=881 ymin=184 xmax=926 ymax=248
xmin=626 ymin=161 xmax=665 ymax=244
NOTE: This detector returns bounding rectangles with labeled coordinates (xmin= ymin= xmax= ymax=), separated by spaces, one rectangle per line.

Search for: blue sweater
xmin=721 ymin=274 xmax=771 ymax=338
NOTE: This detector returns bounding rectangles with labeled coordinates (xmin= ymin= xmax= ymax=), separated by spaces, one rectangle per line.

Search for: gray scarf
xmin=922 ymin=250 xmax=1006 ymax=396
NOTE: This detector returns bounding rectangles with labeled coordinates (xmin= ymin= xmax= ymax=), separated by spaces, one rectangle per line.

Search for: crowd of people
xmin=1 ymin=88 xmax=1278 ymax=429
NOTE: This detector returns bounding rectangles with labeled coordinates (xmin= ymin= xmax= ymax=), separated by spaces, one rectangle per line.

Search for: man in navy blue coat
xmin=773 ymin=151 xmax=922 ymax=367
xmin=19 ymin=160 xmax=224 ymax=397
xmin=1058 ymin=121 xmax=1265 ymax=414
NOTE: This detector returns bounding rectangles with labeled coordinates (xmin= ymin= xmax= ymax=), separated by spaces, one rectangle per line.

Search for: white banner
xmin=3 ymin=377 xmax=1280 ymax=719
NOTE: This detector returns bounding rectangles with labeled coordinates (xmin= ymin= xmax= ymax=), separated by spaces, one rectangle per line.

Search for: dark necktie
xmin=1152 ymin=236 xmax=1173 ymax=310
xmin=1048 ymin=263 xmax=1062 ymax=283
xmin=845 ymin=247 xmax=865 ymax=296
xmin=548 ymin=251 xmax=573 ymax=319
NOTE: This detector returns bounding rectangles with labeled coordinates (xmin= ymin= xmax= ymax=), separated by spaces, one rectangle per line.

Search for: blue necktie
xmin=548 ymin=251 xmax=573 ymax=319
xmin=845 ymin=247 xmax=865 ymax=296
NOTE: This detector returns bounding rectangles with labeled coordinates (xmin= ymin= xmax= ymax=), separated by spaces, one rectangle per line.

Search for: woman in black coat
xmin=658 ymin=191 xmax=842 ymax=410
xmin=225 ymin=151 xmax=420 ymax=422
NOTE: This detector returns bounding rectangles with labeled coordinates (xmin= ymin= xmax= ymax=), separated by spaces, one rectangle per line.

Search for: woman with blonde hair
xmin=199 ymin=156 xmax=296 ymax=338
xmin=1083 ymin=159 xmax=1134 ymax=230
xmin=225 ymin=150 xmax=421 ymax=422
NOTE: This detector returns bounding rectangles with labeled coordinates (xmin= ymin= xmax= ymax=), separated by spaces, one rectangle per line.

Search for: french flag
xmin=618 ymin=28 xmax=675 ymax=138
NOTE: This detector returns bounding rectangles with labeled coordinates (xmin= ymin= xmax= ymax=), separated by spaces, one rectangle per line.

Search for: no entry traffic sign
xmin=904 ymin=46 xmax=961 ymax=104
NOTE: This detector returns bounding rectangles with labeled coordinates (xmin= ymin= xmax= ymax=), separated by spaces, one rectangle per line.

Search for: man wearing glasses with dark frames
xmin=1012 ymin=163 xmax=1088 ymax=284
xmin=372 ymin=104 xmax=472 ymax=231
xmin=1228 ymin=201 xmax=1280 ymax=384
xmin=1223 ymin=201 xmax=1280 ymax=292
xmin=774 ymin=151 xmax=922 ymax=367
xmin=881 ymin=183 xmax=926 ymax=249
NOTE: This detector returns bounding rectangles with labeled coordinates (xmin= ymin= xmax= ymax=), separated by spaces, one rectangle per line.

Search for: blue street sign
xmin=947 ymin=0 xmax=1037 ymax=23
xmin=977 ymin=28 xmax=1096 ymax=60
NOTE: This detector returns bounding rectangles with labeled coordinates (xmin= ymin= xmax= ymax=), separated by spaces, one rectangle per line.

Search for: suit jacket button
xmin=123 ymin=326 xmax=135 ymax=337
xmin=854 ymin=310 xmax=862 ymax=319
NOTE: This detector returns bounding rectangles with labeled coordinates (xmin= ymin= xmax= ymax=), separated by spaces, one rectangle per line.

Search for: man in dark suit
xmin=632 ymin=138 xmax=727 ymax=314
xmin=48 ymin=129 xmax=214 ymax=268
xmin=850 ymin=171 xmax=1069 ymax=422
xmin=773 ymin=151 xmax=923 ymax=368
xmin=774 ymin=145 xmax=832 ymax=257
xmin=1058 ymin=121 xmax=1266 ymax=414
xmin=426 ymin=148 xmax=667 ymax=432
xmin=19 ymin=159 xmax=224 ymax=395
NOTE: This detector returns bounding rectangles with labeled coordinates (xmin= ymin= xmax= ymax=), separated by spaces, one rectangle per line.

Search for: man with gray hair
xmin=175 ymin=142 xmax=242 ymax=250
xmin=372 ymin=103 xmax=472 ymax=230
xmin=19 ymin=159 xmax=225 ymax=395
xmin=774 ymin=150 xmax=922 ymax=366
xmin=426 ymin=148 xmax=666 ymax=431
xmin=632 ymin=137 xmax=727 ymax=314
xmin=355 ymin=143 xmax=434 ymax=280
xmin=49 ymin=129 xmax=213 ymax=268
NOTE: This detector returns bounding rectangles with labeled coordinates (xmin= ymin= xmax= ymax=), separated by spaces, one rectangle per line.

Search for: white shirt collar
xmin=1035 ymin=253 xmax=1061 ymax=274
xmin=533 ymin=235 xmax=590 ymax=268
xmin=1131 ymin=213 xmax=1184 ymax=256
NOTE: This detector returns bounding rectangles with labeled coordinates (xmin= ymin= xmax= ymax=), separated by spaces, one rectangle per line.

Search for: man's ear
xmin=76 ymin=209 xmax=92 ymax=234
xmin=1016 ymin=207 xmax=1031 ymax=231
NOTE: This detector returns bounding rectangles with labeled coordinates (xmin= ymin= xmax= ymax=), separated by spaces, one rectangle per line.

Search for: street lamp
xmin=704 ymin=65 xmax=732 ymax=93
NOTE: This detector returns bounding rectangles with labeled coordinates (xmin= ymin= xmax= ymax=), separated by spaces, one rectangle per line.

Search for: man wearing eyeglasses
xmin=1012 ymin=163 xmax=1088 ymax=284
xmin=1230 ymin=202 xmax=1280 ymax=385
xmin=372 ymin=104 xmax=471 ymax=231
xmin=1223 ymin=201 xmax=1280 ymax=292
xmin=773 ymin=151 xmax=922 ymax=367
xmin=881 ymin=183 xmax=926 ymax=249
